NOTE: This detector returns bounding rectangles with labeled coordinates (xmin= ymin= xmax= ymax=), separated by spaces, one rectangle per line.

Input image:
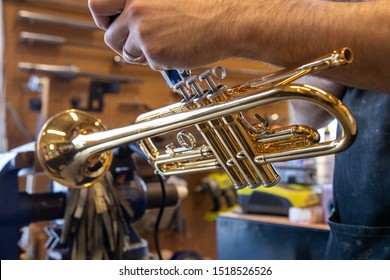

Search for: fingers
xmin=89 ymin=0 xmax=149 ymax=66
xmin=105 ymin=11 xmax=147 ymax=66
xmin=104 ymin=14 xmax=129 ymax=55
xmin=122 ymin=34 xmax=147 ymax=64
xmin=105 ymin=2 xmax=148 ymax=65
xmin=88 ymin=0 xmax=127 ymax=30
xmin=89 ymin=0 xmax=172 ymax=69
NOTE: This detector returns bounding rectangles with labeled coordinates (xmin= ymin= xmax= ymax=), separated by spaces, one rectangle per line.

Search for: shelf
xmin=218 ymin=211 xmax=330 ymax=231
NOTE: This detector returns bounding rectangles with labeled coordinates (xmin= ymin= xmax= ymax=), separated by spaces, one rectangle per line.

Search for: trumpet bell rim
xmin=36 ymin=109 xmax=113 ymax=188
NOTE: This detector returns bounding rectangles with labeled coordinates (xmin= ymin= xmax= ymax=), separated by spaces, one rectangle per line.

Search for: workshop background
xmin=0 ymin=0 xmax=333 ymax=261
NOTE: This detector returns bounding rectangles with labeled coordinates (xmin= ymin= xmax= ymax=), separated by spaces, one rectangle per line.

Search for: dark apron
xmin=325 ymin=88 xmax=390 ymax=259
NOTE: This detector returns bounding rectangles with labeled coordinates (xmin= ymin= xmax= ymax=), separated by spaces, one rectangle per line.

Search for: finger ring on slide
xmin=122 ymin=47 xmax=147 ymax=64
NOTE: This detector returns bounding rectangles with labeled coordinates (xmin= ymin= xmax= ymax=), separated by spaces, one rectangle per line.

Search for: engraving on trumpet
xmin=36 ymin=48 xmax=357 ymax=189
xmin=177 ymin=130 xmax=197 ymax=150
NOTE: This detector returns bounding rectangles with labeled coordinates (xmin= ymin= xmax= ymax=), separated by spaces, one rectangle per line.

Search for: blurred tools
xmin=48 ymin=173 xmax=137 ymax=260
xmin=17 ymin=10 xmax=97 ymax=30
xmin=71 ymin=80 xmax=121 ymax=112
xmin=273 ymin=159 xmax=317 ymax=185
xmin=18 ymin=62 xmax=143 ymax=113
xmin=0 ymin=143 xmax=187 ymax=260
xmin=19 ymin=31 xmax=108 ymax=50
xmin=196 ymin=172 xmax=238 ymax=221
xmin=26 ymin=75 xmax=50 ymax=135
xmin=0 ymin=144 xmax=66 ymax=259
xmin=46 ymin=174 xmax=186 ymax=260
xmin=45 ymin=145 xmax=187 ymax=260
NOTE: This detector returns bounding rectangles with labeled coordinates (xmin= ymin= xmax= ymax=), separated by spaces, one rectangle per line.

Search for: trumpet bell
xmin=37 ymin=109 xmax=112 ymax=188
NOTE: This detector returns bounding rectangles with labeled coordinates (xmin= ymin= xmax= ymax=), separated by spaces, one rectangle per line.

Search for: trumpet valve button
xmin=173 ymin=80 xmax=192 ymax=100
xmin=186 ymin=75 xmax=204 ymax=97
xmin=199 ymin=69 xmax=218 ymax=91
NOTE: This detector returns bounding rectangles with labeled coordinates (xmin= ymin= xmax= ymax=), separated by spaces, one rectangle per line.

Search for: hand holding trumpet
xmin=89 ymin=0 xmax=233 ymax=70
xmin=88 ymin=0 xmax=390 ymax=93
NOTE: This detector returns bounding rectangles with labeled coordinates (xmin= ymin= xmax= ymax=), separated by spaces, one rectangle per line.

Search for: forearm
xmin=230 ymin=0 xmax=390 ymax=92
xmin=89 ymin=0 xmax=390 ymax=92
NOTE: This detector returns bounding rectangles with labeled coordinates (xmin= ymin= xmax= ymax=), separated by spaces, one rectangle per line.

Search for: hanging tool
xmin=17 ymin=62 xmax=143 ymax=83
xmin=19 ymin=31 xmax=108 ymax=50
xmin=17 ymin=10 xmax=97 ymax=30
xmin=23 ymin=0 xmax=89 ymax=10
xmin=72 ymin=80 xmax=121 ymax=112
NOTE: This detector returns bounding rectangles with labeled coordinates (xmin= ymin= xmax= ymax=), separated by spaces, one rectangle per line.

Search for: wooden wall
xmin=2 ymin=0 xmax=289 ymax=260
xmin=3 ymin=0 xmax=288 ymax=150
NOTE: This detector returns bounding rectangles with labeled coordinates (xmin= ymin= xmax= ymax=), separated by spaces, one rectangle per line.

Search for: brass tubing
xmin=195 ymin=122 xmax=247 ymax=189
xmin=193 ymin=88 xmax=264 ymax=189
xmin=154 ymin=146 xmax=212 ymax=164
xmin=230 ymin=48 xmax=353 ymax=93
xmin=222 ymin=115 xmax=280 ymax=188
xmin=203 ymin=86 xmax=276 ymax=189
xmin=206 ymin=118 xmax=259 ymax=189
xmin=255 ymin=125 xmax=320 ymax=143
xmin=157 ymin=159 xmax=221 ymax=176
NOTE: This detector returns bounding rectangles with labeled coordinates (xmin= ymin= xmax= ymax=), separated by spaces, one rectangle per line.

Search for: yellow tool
xmin=198 ymin=172 xmax=239 ymax=221
xmin=237 ymin=183 xmax=320 ymax=216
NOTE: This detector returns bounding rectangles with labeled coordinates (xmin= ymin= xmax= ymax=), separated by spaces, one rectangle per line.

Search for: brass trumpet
xmin=36 ymin=48 xmax=357 ymax=189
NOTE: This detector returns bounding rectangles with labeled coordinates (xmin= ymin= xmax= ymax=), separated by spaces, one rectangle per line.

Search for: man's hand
xmin=88 ymin=0 xmax=236 ymax=70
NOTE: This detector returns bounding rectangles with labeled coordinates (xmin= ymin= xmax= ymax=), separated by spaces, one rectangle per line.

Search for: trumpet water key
xmin=36 ymin=48 xmax=357 ymax=189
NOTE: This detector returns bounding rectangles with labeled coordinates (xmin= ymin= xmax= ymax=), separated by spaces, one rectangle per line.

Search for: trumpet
xmin=36 ymin=48 xmax=357 ymax=189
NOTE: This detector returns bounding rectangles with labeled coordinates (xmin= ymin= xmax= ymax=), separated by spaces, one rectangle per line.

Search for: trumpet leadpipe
xmin=230 ymin=48 xmax=353 ymax=93
xmin=17 ymin=10 xmax=97 ymax=30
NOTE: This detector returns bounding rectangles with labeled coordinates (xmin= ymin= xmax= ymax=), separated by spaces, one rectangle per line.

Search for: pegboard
xmin=2 ymin=0 xmax=288 ymax=150
xmin=1 ymin=0 xmax=291 ymax=261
